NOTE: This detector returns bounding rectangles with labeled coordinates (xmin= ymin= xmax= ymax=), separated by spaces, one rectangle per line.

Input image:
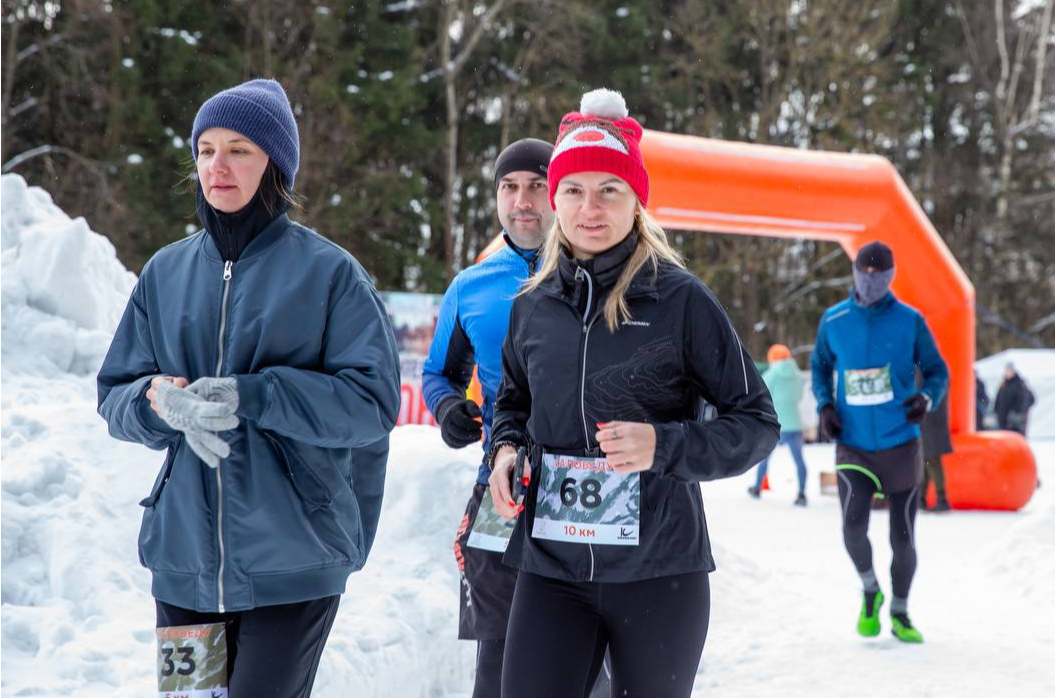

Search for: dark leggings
xmin=475 ymin=638 xmax=612 ymax=698
xmin=502 ymin=571 xmax=709 ymax=698
xmin=156 ymin=596 xmax=339 ymax=697
xmin=837 ymin=468 xmax=919 ymax=599
xmin=922 ymin=456 xmax=947 ymax=500
xmin=473 ymin=639 xmax=505 ymax=698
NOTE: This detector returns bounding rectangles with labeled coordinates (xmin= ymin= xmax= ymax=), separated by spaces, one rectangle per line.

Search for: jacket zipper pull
xmin=574 ymin=266 xmax=588 ymax=332
xmin=223 ymin=260 xmax=233 ymax=281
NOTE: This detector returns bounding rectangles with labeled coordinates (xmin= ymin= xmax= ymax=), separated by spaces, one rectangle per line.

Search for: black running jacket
xmin=490 ymin=234 xmax=779 ymax=582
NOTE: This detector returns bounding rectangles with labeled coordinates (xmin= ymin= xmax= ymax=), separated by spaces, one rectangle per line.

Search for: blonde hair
xmin=521 ymin=204 xmax=685 ymax=332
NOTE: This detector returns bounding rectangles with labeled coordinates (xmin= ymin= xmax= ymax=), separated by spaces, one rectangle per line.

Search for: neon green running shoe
xmin=857 ymin=590 xmax=884 ymax=637
xmin=891 ymin=613 xmax=924 ymax=643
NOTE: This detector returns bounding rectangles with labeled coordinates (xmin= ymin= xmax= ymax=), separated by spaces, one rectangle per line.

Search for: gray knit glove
xmin=156 ymin=381 xmax=239 ymax=468
xmin=184 ymin=430 xmax=234 ymax=469
xmin=186 ymin=377 xmax=240 ymax=414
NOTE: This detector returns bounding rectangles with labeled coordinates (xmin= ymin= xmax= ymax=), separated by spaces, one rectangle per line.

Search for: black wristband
xmin=486 ymin=439 xmax=522 ymax=472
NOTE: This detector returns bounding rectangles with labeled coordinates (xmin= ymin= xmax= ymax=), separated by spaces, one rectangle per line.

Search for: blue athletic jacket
xmin=97 ymin=214 xmax=400 ymax=613
xmin=811 ymin=292 xmax=948 ymax=452
xmin=422 ymin=239 xmax=536 ymax=484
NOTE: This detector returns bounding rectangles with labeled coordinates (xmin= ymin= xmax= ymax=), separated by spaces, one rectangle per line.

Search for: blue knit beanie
xmin=191 ymin=79 xmax=300 ymax=188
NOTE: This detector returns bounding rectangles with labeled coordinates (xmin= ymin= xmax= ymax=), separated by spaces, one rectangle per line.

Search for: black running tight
xmin=501 ymin=570 xmax=709 ymax=698
xmin=837 ymin=467 xmax=919 ymax=599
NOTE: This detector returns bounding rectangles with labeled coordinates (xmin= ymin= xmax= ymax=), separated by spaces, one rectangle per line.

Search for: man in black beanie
xmin=490 ymin=138 xmax=554 ymax=249
xmin=811 ymin=240 xmax=948 ymax=644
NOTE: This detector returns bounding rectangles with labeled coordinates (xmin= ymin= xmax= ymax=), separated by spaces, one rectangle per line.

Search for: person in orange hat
xmin=748 ymin=345 xmax=810 ymax=505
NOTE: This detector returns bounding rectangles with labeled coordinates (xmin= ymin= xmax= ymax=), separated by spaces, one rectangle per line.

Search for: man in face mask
xmin=810 ymin=240 xmax=949 ymax=644
xmin=852 ymin=242 xmax=896 ymax=306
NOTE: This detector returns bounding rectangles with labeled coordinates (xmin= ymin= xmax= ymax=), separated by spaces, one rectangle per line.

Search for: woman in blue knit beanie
xmin=190 ymin=78 xmax=303 ymax=262
xmin=97 ymin=79 xmax=402 ymax=696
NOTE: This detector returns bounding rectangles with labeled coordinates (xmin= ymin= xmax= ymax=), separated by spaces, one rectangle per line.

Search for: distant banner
xmin=381 ymin=292 xmax=442 ymax=426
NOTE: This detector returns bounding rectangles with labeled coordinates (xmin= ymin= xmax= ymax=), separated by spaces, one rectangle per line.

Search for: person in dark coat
xmin=97 ymin=79 xmax=401 ymax=695
xmin=920 ymin=392 xmax=953 ymax=511
xmin=975 ymin=370 xmax=990 ymax=430
xmin=995 ymin=364 xmax=1034 ymax=435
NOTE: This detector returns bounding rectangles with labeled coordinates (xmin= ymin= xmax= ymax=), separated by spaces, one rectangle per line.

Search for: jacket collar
xmin=196 ymin=184 xmax=290 ymax=263
xmin=556 ymin=231 xmax=638 ymax=291
xmin=502 ymin=231 xmax=541 ymax=273
xmin=850 ymin=290 xmax=896 ymax=315
xmin=536 ymin=230 xmax=661 ymax=302
xmin=201 ymin=213 xmax=292 ymax=263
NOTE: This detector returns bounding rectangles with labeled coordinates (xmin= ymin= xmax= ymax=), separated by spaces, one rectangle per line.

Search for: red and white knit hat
xmin=548 ymin=88 xmax=649 ymax=207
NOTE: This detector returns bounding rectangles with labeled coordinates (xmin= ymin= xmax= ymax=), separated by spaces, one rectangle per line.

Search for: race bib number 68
xmin=531 ymin=453 xmax=640 ymax=546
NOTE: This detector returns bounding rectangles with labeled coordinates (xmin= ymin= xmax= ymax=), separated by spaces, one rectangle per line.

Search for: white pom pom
xmin=579 ymin=89 xmax=628 ymax=119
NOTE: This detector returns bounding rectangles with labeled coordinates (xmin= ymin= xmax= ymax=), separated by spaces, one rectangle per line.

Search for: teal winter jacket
xmin=763 ymin=359 xmax=805 ymax=432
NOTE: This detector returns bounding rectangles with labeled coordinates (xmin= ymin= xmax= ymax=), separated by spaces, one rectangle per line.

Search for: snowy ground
xmin=3 ymin=172 xmax=1053 ymax=696
xmin=694 ymin=441 xmax=1055 ymax=697
xmin=4 ymin=387 xmax=1053 ymax=697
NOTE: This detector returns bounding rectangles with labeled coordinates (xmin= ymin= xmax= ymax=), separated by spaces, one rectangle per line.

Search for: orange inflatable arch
xmin=480 ymin=130 xmax=1037 ymax=511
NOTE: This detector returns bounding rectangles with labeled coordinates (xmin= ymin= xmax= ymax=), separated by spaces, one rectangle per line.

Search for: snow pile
xmin=316 ymin=427 xmax=475 ymax=697
xmin=2 ymin=376 xmax=173 ymax=692
xmin=1 ymin=173 xmax=136 ymax=377
xmin=976 ymin=349 xmax=1055 ymax=439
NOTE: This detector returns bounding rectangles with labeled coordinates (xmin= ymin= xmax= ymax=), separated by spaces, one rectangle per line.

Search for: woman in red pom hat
xmin=487 ymin=88 xmax=780 ymax=697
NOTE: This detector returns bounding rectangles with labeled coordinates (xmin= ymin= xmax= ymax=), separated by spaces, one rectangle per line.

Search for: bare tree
xmin=2 ymin=4 xmax=65 ymax=164
xmin=439 ymin=0 xmax=512 ymax=279
xmin=958 ymin=0 xmax=1054 ymax=223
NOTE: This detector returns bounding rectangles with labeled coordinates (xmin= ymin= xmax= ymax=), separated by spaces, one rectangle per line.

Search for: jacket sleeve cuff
xmin=236 ymin=373 xmax=269 ymax=422
xmin=651 ymin=422 xmax=683 ymax=478
xmin=136 ymin=380 xmax=174 ymax=434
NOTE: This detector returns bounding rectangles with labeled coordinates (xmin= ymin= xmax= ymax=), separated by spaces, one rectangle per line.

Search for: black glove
xmin=820 ymin=404 xmax=843 ymax=441
xmin=903 ymin=393 xmax=930 ymax=424
xmin=436 ymin=396 xmax=483 ymax=448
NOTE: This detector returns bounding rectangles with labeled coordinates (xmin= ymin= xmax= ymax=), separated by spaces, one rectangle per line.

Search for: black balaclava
xmin=853 ymin=240 xmax=895 ymax=306
xmin=196 ymin=162 xmax=290 ymax=263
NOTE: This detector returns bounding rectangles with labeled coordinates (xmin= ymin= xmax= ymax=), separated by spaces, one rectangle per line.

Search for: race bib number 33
xmin=531 ymin=453 xmax=640 ymax=546
xmin=156 ymin=622 xmax=228 ymax=698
